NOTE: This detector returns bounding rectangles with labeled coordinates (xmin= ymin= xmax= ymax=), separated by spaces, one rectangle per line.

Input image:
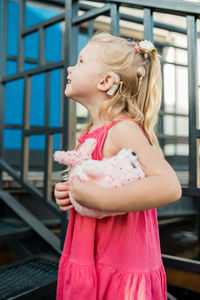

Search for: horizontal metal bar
xmin=119 ymin=14 xmax=180 ymax=35
xmin=162 ymin=60 xmax=187 ymax=68
xmin=24 ymin=1 xmax=200 ymax=35
xmin=7 ymin=55 xmax=38 ymax=65
xmin=0 ymin=158 xmax=61 ymax=217
xmin=20 ymin=1 xmax=199 ymax=44
xmin=22 ymin=13 xmax=65 ymax=36
xmin=159 ymin=43 xmax=187 ymax=51
xmin=162 ymin=253 xmax=200 ymax=273
xmin=7 ymin=55 xmax=57 ymax=66
xmin=4 ymin=124 xmax=22 ymax=129
xmin=182 ymin=187 xmax=200 ymax=197
xmin=73 ymin=3 xmax=111 ymax=25
xmin=159 ymin=111 xmax=188 ymax=117
xmin=24 ymin=127 xmax=63 ymax=135
xmin=1 ymin=61 xmax=65 ymax=83
xmin=109 ymin=0 xmax=200 ymax=17
xmin=158 ymin=135 xmax=188 ymax=143
xmin=30 ymin=0 xmax=65 ymax=7
xmin=79 ymin=3 xmax=196 ymax=36
xmin=4 ymin=125 xmax=64 ymax=132
xmin=0 ymin=190 xmax=61 ymax=254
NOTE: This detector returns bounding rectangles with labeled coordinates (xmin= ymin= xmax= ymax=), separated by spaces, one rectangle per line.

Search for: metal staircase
xmin=0 ymin=256 xmax=58 ymax=300
xmin=0 ymin=190 xmax=62 ymax=299
xmin=0 ymin=0 xmax=69 ymax=298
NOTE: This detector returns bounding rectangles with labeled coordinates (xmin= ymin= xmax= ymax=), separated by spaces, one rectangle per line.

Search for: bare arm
xmin=70 ymin=120 xmax=182 ymax=212
xmin=95 ymin=148 xmax=182 ymax=212
xmin=98 ymin=120 xmax=182 ymax=212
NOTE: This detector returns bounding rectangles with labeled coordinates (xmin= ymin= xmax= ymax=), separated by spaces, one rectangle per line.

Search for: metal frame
xmin=0 ymin=0 xmax=200 ymax=271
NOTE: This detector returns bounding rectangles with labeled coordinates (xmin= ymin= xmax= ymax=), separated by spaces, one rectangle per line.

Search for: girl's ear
xmin=96 ymin=72 xmax=119 ymax=94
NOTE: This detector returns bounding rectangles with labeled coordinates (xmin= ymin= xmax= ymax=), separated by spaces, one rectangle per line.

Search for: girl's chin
xmin=64 ymin=86 xmax=71 ymax=97
xmin=64 ymin=91 xmax=77 ymax=101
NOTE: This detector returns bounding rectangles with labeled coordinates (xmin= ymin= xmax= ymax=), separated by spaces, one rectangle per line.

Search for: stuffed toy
xmin=54 ymin=138 xmax=145 ymax=218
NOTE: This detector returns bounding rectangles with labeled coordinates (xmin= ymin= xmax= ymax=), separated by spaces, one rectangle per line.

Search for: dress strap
xmin=106 ymin=116 xmax=150 ymax=144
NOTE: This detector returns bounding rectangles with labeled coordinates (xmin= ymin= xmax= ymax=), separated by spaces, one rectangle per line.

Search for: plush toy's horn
xmin=53 ymin=150 xmax=77 ymax=167
xmin=78 ymin=138 xmax=97 ymax=156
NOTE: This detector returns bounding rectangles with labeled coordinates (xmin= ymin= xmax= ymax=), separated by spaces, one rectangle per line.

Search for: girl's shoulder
xmin=110 ymin=117 xmax=150 ymax=145
xmin=101 ymin=117 xmax=150 ymax=159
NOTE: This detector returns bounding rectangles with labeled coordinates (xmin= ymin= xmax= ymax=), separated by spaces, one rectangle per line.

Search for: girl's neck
xmin=89 ymin=114 xmax=129 ymax=133
xmin=89 ymin=120 xmax=109 ymax=133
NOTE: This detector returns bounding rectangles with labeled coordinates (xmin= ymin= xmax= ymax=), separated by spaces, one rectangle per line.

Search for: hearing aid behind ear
xmin=106 ymin=71 xmax=121 ymax=96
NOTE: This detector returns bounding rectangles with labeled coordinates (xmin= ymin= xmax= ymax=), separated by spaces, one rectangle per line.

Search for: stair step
xmin=0 ymin=220 xmax=33 ymax=244
xmin=0 ymin=191 xmax=61 ymax=254
xmin=0 ymin=255 xmax=58 ymax=300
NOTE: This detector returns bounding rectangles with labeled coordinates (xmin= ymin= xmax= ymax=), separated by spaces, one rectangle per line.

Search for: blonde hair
xmin=61 ymin=30 xmax=164 ymax=181
xmin=79 ymin=30 xmax=164 ymax=158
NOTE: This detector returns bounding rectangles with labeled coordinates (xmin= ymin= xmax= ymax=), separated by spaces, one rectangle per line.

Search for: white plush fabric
xmin=54 ymin=138 xmax=145 ymax=218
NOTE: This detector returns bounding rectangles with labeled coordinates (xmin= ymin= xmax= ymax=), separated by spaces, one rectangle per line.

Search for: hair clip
xmin=134 ymin=40 xmax=157 ymax=54
xmin=134 ymin=44 xmax=141 ymax=52
xmin=126 ymin=38 xmax=133 ymax=42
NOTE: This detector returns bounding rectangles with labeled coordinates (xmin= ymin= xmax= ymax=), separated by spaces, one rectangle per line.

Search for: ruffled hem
xmin=56 ymin=255 xmax=167 ymax=300
xmin=56 ymin=255 xmax=97 ymax=300
xmin=96 ymin=260 xmax=167 ymax=300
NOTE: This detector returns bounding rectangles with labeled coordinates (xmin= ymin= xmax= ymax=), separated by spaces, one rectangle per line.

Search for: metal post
xmin=110 ymin=3 xmax=120 ymax=37
xmin=187 ymin=15 xmax=198 ymax=188
xmin=44 ymin=71 xmax=53 ymax=201
xmin=159 ymin=59 xmax=165 ymax=152
xmin=17 ymin=0 xmax=25 ymax=73
xmin=143 ymin=8 xmax=154 ymax=42
xmin=187 ymin=14 xmax=199 ymax=259
xmin=0 ymin=0 xmax=8 ymax=189
xmin=21 ymin=76 xmax=31 ymax=181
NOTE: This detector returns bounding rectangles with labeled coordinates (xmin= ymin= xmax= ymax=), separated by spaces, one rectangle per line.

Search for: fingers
xmin=54 ymin=181 xmax=73 ymax=211
xmin=56 ymin=197 xmax=71 ymax=207
xmin=54 ymin=181 xmax=69 ymax=199
xmin=59 ymin=204 xmax=73 ymax=212
xmin=54 ymin=189 xmax=69 ymax=200
xmin=55 ymin=197 xmax=73 ymax=211
xmin=55 ymin=181 xmax=69 ymax=191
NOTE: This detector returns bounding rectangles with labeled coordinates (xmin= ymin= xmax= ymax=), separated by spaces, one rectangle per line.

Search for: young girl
xmin=54 ymin=31 xmax=182 ymax=300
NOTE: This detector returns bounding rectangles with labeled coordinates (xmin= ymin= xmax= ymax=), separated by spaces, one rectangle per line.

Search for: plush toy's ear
xmin=53 ymin=150 xmax=78 ymax=167
xmin=82 ymin=164 xmax=104 ymax=180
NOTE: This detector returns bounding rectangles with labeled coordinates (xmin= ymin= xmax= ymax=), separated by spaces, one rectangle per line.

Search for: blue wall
xmin=1 ymin=1 xmax=88 ymax=150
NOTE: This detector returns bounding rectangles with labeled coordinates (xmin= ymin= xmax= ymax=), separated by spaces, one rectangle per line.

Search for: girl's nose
xmin=67 ymin=65 xmax=73 ymax=73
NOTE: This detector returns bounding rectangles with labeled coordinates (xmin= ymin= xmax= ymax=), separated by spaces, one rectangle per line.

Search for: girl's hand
xmin=54 ymin=181 xmax=73 ymax=212
xmin=69 ymin=176 xmax=105 ymax=210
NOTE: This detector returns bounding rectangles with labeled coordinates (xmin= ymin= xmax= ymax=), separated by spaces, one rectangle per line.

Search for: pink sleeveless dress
xmin=56 ymin=116 xmax=167 ymax=300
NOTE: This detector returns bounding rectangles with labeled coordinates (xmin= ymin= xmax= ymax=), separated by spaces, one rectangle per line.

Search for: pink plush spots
xmin=54 ymin=138 xmax=145 ymax=219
